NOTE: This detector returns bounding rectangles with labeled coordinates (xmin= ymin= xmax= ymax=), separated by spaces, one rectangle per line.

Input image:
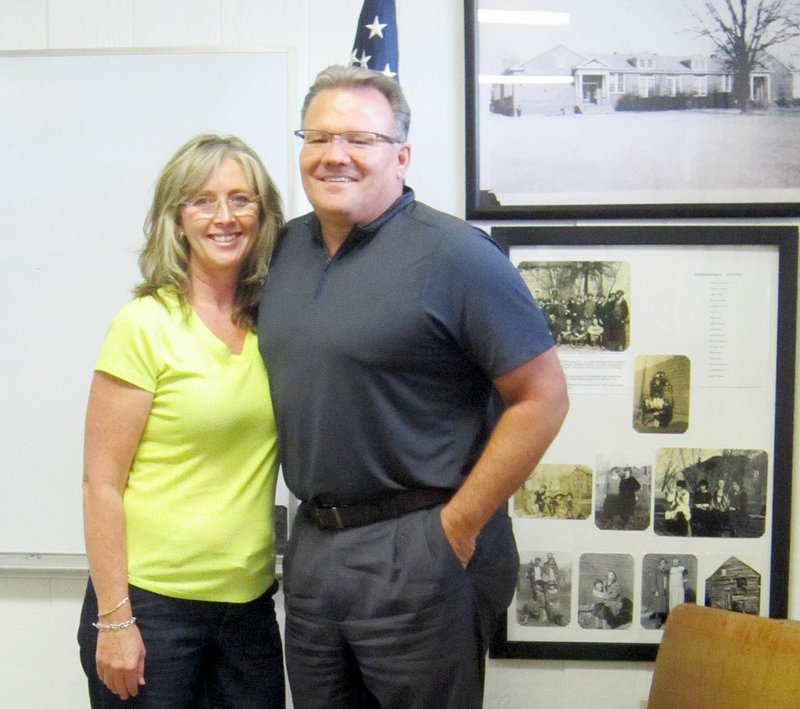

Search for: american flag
xmin=349 ymin=0 xmax=399 ymax=80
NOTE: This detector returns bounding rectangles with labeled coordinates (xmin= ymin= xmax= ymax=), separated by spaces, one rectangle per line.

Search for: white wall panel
xmin=306 ymin=0 xmax=360 ymax=83
xmin=221 ymin=0 xmax=303 ymax=46
xmin=396 ymin=0 xmax=464 ymax=215
xmin=0 ymin=0 xmax=47 ymax=49
xmin=47 ymin=579 xmax=90 ymax=708
xmin=0 ymin=578 xmax=58 ymax=707
xmin=48 ymin=0 xmax=133 ymax=48
xmin=132 ymin=0 xmax=219 ymax=46
xmin=220 ymin=0 xmax=308 ymax=217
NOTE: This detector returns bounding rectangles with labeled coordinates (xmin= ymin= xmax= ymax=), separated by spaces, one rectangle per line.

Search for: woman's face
xmin=179 ymin=156 xmax=259 ymax=281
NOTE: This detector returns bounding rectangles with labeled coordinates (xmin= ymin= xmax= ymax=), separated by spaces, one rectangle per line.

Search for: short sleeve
xmin=94 ymin=298 xmax=163 ymax=393
xmin=425 ymin=228 xmax=553 ymax=378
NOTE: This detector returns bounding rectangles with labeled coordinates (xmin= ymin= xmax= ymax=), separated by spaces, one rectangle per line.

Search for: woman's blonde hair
xmin=135 ymin=133 xmax=284 ymax=329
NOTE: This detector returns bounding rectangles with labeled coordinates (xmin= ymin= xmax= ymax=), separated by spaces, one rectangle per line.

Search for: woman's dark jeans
xmin=78 ymin=579 xmax=285 ymax=709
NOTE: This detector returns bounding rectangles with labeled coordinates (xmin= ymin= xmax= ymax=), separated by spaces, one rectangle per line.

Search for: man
xmin=607 ymin=289 xmax=629 ymax=351
xmin=648 ymin=557 xmax=670 ymax=628
xmin=532 ymin=483 xmax=548 ymax=515
xmin=618 ymin=466 xmax=641 ymax=528
xmin=728 ymin=479 xmax=749 ymax=536
xmin=526 ymin=557 xmax=546 ymax=602
xmin=258 ymin=65 xmax=568 ymax=709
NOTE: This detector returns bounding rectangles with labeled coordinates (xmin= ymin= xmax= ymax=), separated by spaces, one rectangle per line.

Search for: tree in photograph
xmin=688 ymin=0 xmax=800 ymax=111
xmin=560 ymin=261 xmax=622 ymax=298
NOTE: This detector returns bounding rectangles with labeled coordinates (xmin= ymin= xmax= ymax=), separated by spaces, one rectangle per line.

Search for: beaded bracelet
xmin=98 ymin=596 xmax=130 ymax=619
xmin=92 ymin=617 xmax=137 ymax=632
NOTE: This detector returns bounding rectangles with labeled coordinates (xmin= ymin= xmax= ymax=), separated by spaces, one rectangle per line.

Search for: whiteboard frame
xmin=0 ymin=46 xmax=296 ymax=562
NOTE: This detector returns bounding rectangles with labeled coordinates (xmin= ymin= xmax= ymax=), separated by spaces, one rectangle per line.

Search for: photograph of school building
xmin=490 ymin=44 xmax=798 ymax=116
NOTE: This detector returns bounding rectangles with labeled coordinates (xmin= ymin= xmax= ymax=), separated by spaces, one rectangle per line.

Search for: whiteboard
xmin=0 ymin=49 xmax=293 ymax=557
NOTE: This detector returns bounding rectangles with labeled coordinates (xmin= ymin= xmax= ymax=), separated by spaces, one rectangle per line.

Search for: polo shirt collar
xmin=306 ymin=186 xmax=415 ymax=259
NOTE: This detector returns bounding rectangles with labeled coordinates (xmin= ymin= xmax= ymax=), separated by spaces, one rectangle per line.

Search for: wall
xmin=0 ymin=1 xmax=796 ymax=707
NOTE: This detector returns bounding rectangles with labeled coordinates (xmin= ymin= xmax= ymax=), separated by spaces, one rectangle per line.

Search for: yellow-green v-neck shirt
xmin=95 ymin=289 xmax=278 ymax=602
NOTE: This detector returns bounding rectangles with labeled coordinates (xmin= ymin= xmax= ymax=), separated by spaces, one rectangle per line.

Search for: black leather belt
xmin=302 ymin=487 xmax=453 ymax=530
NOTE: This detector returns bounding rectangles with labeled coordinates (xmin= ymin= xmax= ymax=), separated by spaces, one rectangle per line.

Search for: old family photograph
xmin=507 ymin=243 xmax=773 ymax=635
xmin=514 ymin=549 xmax=761 ymax=631
xmin=511 ymin=443 xmax=767 ymax=631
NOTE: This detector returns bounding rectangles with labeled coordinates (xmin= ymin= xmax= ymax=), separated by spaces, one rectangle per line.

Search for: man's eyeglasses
xmin=294 ymin=129 xmax=400 ymax=151
xmin=183 ymin=194 xmax=259 ymax=218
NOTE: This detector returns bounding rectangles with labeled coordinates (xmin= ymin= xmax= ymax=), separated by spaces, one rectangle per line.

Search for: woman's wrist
xmin=98 ymin=595 xmax=130 ymax=618
xmin=93 ymin=616 xmax=137 ymax=632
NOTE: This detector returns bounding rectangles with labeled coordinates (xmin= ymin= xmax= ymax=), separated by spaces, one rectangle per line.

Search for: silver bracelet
xmin=92 ymin=616 xmax=137 ymax=632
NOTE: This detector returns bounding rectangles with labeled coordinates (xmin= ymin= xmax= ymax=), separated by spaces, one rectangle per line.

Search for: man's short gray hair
xmin=301 ymin=64 xmax=411 ymax=141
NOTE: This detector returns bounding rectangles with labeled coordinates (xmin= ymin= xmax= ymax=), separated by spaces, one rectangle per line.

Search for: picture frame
xmin=489 ymin=225 xmax=796 ymax=661
xmin=464 ymin=0 xmax=800 ymax=220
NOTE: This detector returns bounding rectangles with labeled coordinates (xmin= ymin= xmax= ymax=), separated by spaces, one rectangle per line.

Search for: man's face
xmin=299 ymin=86 xmax=410 ymax=231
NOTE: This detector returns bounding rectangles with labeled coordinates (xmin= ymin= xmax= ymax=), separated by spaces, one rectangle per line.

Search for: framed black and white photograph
xmin=464 ymin=1 xmax=800 ymax=220
xmin=489 ymin=225 xmax=796 ymax=660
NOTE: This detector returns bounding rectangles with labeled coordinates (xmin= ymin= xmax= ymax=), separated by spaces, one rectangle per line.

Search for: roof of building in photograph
xmin=511 ymin=44 xmax=788 ymax=78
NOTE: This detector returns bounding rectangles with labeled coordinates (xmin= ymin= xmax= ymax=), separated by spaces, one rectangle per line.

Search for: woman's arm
xmin=82 ymin=371 xmax=153 ymax=700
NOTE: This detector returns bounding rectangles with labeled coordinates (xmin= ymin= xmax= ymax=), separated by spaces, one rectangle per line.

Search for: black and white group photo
xmin=640 ymin=554 xmax=698 ymax=629
xmin=577 ymin=553 xmax=635 ymax=630
xmin=516 ymin=551 xmax=572 ymax=627
xmin=513 ymin=464 xmax=593 ymax=520
xmin=654 ymin=448 xmax=768 ymax=537
xmin=517 ymin=259 xmax=631 ymax=352
xmin=594 ymin=465 xmax=651 ymax=531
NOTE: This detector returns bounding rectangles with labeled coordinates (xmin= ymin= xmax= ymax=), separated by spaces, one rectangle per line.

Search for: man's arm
xmin=440 ymin=346 xmax=568 ymax=566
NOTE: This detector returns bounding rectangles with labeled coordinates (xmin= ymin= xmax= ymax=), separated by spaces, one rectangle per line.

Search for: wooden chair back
xmin=648 ymin=603 xmax=800 ymax=708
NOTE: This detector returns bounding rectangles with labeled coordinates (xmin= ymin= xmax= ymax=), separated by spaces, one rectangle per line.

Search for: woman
xmin=601 ymin=570 xmax=633 ymax=629
xmin=591 ymin=578 xmax=609 ymax=628
xmin=78 ymin=134 xmax=285 ymax=708
xmin=668 ymin=558 xmax=687 ymax=611
xmin=664 ymin=478 xmax=691 ymax=536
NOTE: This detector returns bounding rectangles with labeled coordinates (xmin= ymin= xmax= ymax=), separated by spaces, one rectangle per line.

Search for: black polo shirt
xmin=258 ymin=189 xmax=553 ymax=504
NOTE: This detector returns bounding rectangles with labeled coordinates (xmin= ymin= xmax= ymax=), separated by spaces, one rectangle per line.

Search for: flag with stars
xmin=349 ymin=0 xmax=399 ymax=80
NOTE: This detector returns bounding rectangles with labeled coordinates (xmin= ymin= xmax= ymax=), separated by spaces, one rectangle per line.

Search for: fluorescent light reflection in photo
xmin=478 ymin=75 xmax=573 ymax=85
xmin=476 ymin=10 xmax=569 ymax=26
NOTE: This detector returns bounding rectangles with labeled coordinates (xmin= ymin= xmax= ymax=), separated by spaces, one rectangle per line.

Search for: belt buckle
xmin=314 ymin=504 xmax=345 ymax=530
